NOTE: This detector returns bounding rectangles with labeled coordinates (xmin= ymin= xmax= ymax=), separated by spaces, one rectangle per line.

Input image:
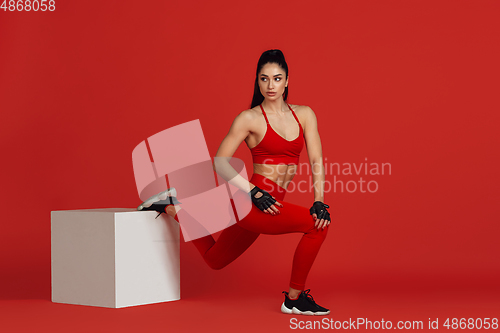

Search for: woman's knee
xmin=208 ymin=262 xmax=226 ymax=270
xmin=306 ymin=223 xmax=329 ymax=242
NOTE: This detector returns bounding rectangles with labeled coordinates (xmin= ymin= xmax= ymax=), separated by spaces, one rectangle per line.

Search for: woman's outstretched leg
xmin=166 ymin=204 xmax=260 ymax=270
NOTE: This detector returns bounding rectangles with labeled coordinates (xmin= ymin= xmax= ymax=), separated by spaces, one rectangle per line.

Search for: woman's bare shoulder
xmin=235 ymin=106 xmax=262 ymax=122
xmin=241 ymin=106 xmax=261 ymax=116
xmin=230 ymin=107 xmax=262 ymax=130
xmin=288 ymin=104 xmax=315 ymax=117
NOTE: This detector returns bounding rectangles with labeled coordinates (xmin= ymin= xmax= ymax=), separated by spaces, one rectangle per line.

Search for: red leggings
xmin=170 ymin=173 xmax=329 ymax=290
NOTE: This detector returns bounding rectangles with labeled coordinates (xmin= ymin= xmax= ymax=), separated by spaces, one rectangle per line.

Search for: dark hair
xmin=250 ymin=49 xmax=289 ymax=108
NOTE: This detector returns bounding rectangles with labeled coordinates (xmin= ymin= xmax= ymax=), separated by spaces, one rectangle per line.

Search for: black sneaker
xmin=281 ymin=289 xmax=330 ymax=316
xmin=137 ymin=188 xmax=181 ymax=218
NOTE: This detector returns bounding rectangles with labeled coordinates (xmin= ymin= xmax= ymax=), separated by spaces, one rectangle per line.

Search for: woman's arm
xmin=303 ymin=106 xmax=325 ymax=203
xmin=214 ymin=110 xmax=283 ymax=215
xmin=213 ymin=110 xmax=255 ymax=192
xmin=302 ymin=106 xmax=330 ymax=228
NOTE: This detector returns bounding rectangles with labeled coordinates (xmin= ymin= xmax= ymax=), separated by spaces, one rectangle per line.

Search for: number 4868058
xmin=1 ymin=0 xmax=56 ymax=11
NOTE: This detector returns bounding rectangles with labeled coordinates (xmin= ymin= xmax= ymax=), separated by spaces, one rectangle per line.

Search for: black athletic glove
xmin=309 ymin=201 xmax=331 ymax=222
xmin=250 ymin=186 xmax=277 ymax=212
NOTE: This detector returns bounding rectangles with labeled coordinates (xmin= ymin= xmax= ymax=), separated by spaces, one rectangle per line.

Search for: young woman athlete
xmin=138 ymin=49 xmax=332 ymax=315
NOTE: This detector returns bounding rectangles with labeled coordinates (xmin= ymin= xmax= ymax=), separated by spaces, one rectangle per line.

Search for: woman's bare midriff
xmin=253 ymin=163 xmax=297 ymax=190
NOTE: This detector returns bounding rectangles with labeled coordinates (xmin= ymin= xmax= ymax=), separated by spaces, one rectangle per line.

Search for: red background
xmin=1 ymin=0 xmax=499 ymax=332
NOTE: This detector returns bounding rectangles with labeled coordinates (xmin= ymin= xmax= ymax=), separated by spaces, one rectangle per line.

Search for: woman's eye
xmin=275 ymin=77 xmax=281 ymax=81
xmin=261 ymin=77 xmax=267 ymax=82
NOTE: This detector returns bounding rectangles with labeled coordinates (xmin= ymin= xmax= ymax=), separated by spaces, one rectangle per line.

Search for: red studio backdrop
xmin=0 ymin=1 xmax=499 ymax=332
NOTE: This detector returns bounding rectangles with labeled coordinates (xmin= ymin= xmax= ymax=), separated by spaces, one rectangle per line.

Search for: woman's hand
xmin=250 ymin=185 xmax=283 ymax=215
xmin=310 ymin=201 xmax=331 ymax=229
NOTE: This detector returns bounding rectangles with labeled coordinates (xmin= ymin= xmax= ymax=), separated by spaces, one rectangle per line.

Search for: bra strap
xmin=259 ymin=104 xmax=269 ymax=124
xmin=287 ymin=104 xmax=302 ymax=129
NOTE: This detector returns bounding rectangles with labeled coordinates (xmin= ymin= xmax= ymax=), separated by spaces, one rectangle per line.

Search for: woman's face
xmin=258 ymin=62 xmax=288 ymax=101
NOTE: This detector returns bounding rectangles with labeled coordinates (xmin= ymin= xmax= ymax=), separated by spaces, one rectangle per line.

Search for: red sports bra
xmin=250 ymin=104 xmax=304 ymax=165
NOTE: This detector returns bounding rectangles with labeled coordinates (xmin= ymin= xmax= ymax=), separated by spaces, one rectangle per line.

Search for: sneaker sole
xmin=137 ymin=188 xmax=177 ymax=211
xmin=281 ymin=302 xmax=293 ymax=314
xmin=281 ymin=302 xmax=330 ymax=316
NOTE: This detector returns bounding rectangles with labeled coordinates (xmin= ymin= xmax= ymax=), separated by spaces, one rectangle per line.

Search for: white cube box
xmin=51 ymin=208 xmax=180 ymax=308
